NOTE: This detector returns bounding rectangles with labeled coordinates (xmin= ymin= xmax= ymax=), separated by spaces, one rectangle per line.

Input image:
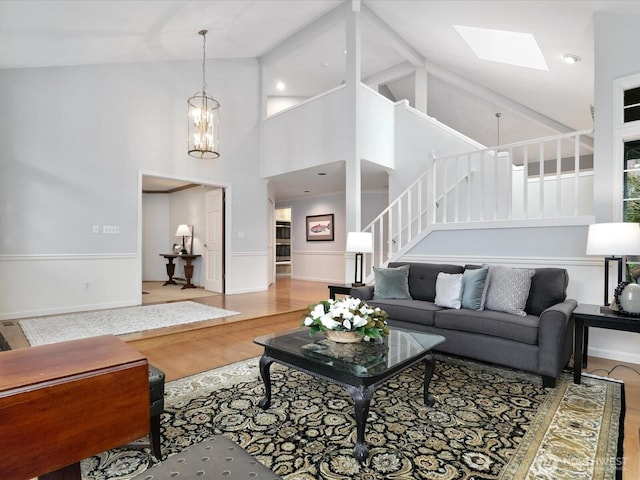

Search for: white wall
xmin=357 ymin=85 xmax=395 ymax=169
xmin=278 ymin=193 xmax=346 ymax=283
xmin=260 ymin=86 xmax=349 ymax=179
xmin=169 ymin=187 xmax=207 ymax=286
xmin=277 ymin=190 xmax=388 ymax=284
xmin=0 ymin=57 xmax=267 ymax=319
xmin=142 ymin=193 xmax=171 ymax=281
xmin=392 ymin=102 xmax=485 ymax=200
xmin=266 ymin=96 xmax=309 ymax=116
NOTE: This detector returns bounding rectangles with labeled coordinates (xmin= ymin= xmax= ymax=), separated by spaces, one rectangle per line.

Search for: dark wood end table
xmin=328 ymin=284 xmax=354 ymax=300
xmin=573 ymin=303 xmax=640 ymax=384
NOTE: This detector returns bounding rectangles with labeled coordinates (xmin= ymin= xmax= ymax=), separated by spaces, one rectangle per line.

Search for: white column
xmin=344 ymin=1 xmax=362 ymax=283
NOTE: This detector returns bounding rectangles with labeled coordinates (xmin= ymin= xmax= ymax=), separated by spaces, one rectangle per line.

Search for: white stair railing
xmin=361 ymin=129 xmax=594 ymax=280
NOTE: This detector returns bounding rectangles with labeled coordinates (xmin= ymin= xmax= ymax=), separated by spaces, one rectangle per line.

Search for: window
xmin=623 ymin=140 xmax=640 ymax=222
xmin=625 ymin=87 xmax=640 ymax=123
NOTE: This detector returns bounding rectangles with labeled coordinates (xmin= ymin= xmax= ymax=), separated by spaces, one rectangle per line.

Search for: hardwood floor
xmin=3 ymin=277 xmax=638 ymax=478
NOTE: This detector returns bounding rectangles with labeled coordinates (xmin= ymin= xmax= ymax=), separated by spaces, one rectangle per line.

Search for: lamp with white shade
xmin=346 ymin=232 xmax=373 ymax=287
xmin=175 ymin=224 xmax=193 ymax=254
xmin=586 ymin=222 xmax=640 ymax=305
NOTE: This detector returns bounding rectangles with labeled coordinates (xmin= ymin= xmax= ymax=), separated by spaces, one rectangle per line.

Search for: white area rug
xmin=19 ymin=301 xmax=240 ymax=346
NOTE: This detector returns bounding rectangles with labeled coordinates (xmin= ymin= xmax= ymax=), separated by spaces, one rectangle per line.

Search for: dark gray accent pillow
xmin=525 ymin=268 xmax=568 ymax=316
xmin=373 ymin=265 xmax=412 ymax=300
xmin=461 ymin=267 xmax=489 ymax=310
xmin=389 ymin=262 xmax=464 ymax=302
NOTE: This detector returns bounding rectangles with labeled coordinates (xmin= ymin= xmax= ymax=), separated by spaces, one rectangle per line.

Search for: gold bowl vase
xmin=325 ymin=330 xmax=363 ymax=343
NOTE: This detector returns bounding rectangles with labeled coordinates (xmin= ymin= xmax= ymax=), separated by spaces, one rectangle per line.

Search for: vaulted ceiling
xmin=2 ymin=0 xmax=639 ymax=199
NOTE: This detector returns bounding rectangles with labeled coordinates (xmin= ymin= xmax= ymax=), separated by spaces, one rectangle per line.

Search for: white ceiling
xmin=2 ymin=0 xmax=639 ymax=200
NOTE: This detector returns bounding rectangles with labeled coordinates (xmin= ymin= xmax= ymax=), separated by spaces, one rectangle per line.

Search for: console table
xmin=0 ymin=335 xmax=149 ymax=480
xmin=160 ymin=253 xmax=201 ymax=289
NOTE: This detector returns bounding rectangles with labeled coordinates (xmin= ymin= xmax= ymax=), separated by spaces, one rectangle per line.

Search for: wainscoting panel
xmin=0 ymin=254 xmax=139 ymax=321
xmin=291 ymin=250 xmax=345 ymax=284
xmin=228 ymin=252 xmax=269 ymax=294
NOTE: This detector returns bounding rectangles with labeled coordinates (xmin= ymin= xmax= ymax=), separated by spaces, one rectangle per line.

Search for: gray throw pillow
xmin=373 ymin=265 xmax=412 ymax=300
xmin=485 ymin=265 xmax=535 ymax=316
xmin=461 ymin=267 xmax=489 ymax=310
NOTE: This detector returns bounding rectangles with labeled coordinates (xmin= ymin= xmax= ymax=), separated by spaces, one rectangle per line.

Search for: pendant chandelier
xmin=188 ymin=29 xmax=220 ymax=159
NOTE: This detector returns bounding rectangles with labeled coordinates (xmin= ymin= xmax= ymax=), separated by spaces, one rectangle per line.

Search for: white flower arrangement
xmin=302 ymin=296 xmax=389 ymax=340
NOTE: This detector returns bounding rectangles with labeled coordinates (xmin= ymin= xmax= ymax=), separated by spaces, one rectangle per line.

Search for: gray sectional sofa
xmin=351 ymin=262 xmax=577 ymax=387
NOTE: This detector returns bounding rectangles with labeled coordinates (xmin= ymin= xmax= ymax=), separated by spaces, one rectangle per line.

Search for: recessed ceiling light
xmin=563 ymin=54 xmax=581 ymax=64
xmin=454 ymin=25 xmax=548 ymax=71
xmin=276 ymin=81 xmax=285 ymax=91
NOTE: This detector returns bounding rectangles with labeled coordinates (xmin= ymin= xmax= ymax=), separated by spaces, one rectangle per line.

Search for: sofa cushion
xmin=461 ymin=267 xmax=489 ymax=310
xmin=373 ymin=264 xmax=411 ymax=300
xmin=434 ymin=309 xmax=540 ymax=345
xmin=485 ymin=266 xmax=535 ymax=316
xmin=389 ymin=262 xmax=464 ymax=302
xmin=435 ymin=272 xmax=463 ymax=309
xmin=525 ymin=268 xmax=568 ymax=316
xmin=367 ymin=299 xmax=441 ymax=326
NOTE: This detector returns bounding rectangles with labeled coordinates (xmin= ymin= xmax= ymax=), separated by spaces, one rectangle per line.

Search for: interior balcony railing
xmin=361 ymin=129 xmax=594 ymax=278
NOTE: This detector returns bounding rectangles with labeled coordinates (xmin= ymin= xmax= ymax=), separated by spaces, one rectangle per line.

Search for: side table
xmin=328 ymin=284 xmax=353 ymax=300
xmin=573 ymin=303 xmax=640 ymax=384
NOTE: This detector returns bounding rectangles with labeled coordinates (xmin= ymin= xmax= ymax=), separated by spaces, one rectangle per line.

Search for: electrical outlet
xmin=103 ymin=225 xmax=120 ymax=234
xmin=92 ymin=225 xmax=100 ymax=234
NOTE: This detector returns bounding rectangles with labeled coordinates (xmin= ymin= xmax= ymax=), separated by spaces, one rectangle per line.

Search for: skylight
xmin=453 ymin=25 xmax=548 ymax=71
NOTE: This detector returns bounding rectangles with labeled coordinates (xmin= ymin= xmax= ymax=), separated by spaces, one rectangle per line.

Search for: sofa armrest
xmin=350 ymin=285 xmax=374 ymax=301
xmin=538 ymin=299 xmax=578 ymax=377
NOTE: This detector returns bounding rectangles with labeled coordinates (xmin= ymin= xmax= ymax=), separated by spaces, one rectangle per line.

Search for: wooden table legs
xmin=163 ymin=256 xmax=177 ymax=286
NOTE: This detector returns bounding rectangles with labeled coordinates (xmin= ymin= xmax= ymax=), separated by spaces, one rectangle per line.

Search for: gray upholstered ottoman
xmin=133 ymin=435 xmax=281 ymax=479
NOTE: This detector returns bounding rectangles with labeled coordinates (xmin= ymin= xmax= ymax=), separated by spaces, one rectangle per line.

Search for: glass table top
xmin=254 ymin=328 xmax=445 ymax=377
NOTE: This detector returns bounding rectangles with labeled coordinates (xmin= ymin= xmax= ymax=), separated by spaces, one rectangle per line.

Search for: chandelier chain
xmin=200 ymin=29 xmax=208 ymax=94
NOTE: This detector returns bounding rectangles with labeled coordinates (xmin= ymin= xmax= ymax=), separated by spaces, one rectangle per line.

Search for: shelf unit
xmin=275 ymin=220 xmax=291 ymax=275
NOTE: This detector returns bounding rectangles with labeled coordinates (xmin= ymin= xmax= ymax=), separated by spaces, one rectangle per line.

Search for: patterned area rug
xmin=19 ymin=301 xmax=239 ymax=346
xmin=82 ymin=355 xmax=624 ymax=480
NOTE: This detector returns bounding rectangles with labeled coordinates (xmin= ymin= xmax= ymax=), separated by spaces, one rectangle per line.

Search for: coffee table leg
xmin=347 ymin=385 xmax=375 ymax=462
xmin=423 ymin=353 xmax=436 ymax=407
xmin=258 ymin=354 xmax=274 ymax=409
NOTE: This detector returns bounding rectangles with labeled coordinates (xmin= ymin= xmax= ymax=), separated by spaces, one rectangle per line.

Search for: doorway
xmin=275 ymin=207 xmax=291 ymax=277
xmin=139 ymin=173 xmax=226 ymax=303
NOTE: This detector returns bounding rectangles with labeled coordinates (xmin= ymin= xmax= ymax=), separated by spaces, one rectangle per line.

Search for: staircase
xmin=361 ymin=129 xmax=594 ymax=280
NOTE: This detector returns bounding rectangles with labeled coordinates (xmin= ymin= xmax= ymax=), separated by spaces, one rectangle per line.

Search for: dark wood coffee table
xmin=253 ymin=328 xmax=445 ymax=461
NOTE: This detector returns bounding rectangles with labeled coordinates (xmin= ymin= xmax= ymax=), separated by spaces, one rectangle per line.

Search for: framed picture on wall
xmin=306 ymin=214 xmax=334 ymax=241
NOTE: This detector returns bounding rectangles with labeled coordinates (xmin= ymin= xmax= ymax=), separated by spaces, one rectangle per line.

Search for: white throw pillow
xmin=434 ymin=272 xmax=463 ymax=309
